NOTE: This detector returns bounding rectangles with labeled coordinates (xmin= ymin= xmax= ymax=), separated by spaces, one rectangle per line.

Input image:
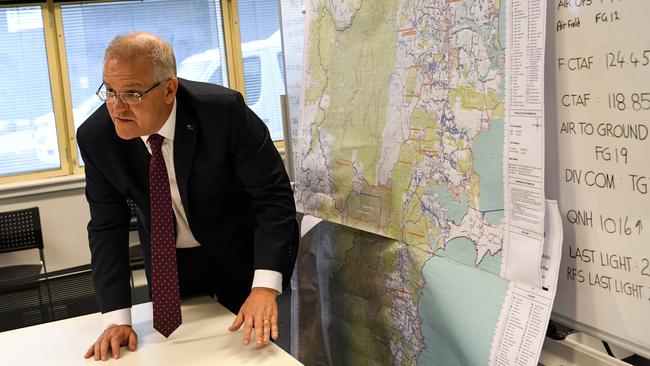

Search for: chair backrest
xmin=0 ymin=207 xmax=44 ymax=254
xmin=126 ymin=198 xmax=138 ymax=231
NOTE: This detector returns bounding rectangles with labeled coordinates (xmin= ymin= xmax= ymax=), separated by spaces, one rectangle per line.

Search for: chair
xmin=0 ymin=207 xmax=48 ymax=282
xmin=127 ymin=198 xmax=139 ymax=232
xmin=126 ymin=199 xmax=144 ymax=269
xmin=126 ymin=199 xmax=145 ymax=301
xmin=0 ymin=264 xmax=98 ymax=331
xmin=0 ymin=207 xmax=54 ymax=319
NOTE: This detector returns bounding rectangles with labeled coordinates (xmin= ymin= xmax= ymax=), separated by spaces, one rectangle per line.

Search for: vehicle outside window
xmin=175 ymin=30 xmax=285 ymax=140
xmin=241 ymin=30 xmax=285 ymax=140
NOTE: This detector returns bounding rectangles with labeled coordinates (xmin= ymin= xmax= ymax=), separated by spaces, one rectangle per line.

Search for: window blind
xmin=0 ymin=6 xmax=60 ymax=176
xmin=238 ymin=0 xmax=285 ymax=141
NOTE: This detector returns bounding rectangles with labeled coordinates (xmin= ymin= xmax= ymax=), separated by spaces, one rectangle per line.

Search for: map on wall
xmin=295 ymin=0 xmax=507 ymax=272
xmin=293 ymin=0 xmax=557 ymax=365
xmin=297 ymin=220 xmax=510 ymax=365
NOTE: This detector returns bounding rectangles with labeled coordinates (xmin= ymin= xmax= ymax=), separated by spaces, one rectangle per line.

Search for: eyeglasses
xmin=95 ymin=80 xmax=163 ymax=105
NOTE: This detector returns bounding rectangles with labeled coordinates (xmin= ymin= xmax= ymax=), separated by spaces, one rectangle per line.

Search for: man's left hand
xmin=228 ymin=287 xmax=279 ymax=347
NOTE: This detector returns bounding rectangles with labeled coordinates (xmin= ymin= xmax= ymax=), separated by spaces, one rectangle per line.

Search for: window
xmin=277 ymin=51 xmax=285 ymax=83
xmin=0 ymin=6 xmax=60 ymax=176
xmin=243 ymin=56 xmax=261 ymax=105
xmin=238 ymin=0 xmax=285 ymax=140
xmin=0 ymin=0 xmax=287 ymax=183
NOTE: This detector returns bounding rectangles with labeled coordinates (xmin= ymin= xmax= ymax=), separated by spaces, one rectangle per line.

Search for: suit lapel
xmin=173 ymin=97 xmax=198 ymax=219
xmin=124 ymin=137 xmax=150 ymax=197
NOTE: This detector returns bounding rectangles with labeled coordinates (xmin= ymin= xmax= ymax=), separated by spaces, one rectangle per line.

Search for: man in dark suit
xmin=78 ymin=32 xmax=298 ymax=361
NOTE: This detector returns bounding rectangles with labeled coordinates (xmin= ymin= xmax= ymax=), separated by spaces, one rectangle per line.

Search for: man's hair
xmin=104 ymin=32 xmax=177 ymax=81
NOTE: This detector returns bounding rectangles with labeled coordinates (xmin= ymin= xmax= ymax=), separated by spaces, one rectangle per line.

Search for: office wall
xmin=0 ymin=184 xmax=90 ymax=271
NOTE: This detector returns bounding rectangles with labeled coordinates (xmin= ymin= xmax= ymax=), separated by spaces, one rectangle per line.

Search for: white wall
xmin=0 ymin=179 xmax=91 ymax=271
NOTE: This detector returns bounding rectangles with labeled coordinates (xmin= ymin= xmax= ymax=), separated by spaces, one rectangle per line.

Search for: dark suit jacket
xmin=77 ymin=78 xmax=298 ymax=314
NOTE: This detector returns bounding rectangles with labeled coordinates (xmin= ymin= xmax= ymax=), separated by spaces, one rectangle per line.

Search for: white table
xmin=0 ymin=297 xmax=302 ymax=365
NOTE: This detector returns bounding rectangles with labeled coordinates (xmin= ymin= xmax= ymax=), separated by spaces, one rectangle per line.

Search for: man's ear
xmin=164 ymin=77 xmax=179 ymax=104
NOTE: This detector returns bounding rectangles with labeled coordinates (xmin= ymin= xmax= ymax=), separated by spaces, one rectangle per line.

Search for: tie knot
xmin=148 ymin=133 xmax=164 ymax=152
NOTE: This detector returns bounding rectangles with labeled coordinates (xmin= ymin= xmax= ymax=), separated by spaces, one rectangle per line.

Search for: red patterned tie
xmin=148 ymin=133 xmax=182 ymax=338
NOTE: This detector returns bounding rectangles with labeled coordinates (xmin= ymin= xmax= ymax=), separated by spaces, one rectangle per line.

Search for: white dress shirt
xmin=102 ymin=99 xmax=282 ymax=329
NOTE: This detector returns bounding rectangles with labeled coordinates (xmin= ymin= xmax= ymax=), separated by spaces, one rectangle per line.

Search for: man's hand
xmin=228 ymin=287 xmax=279 ymax=347
xmin=84 ymin=324 xmax=137 ymax=361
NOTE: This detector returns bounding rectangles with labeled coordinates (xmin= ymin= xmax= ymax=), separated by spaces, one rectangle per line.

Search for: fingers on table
xmin=229 ymin=311 xmax=245 ymax=331
xmin=85 ymin=327 xmax=135 ymax=361
xmin=270 ymin=313 xmax=279 ymax=340
xmin=262 ymin=315 xmax=272 ymax=344
xmin=243 ymin=315 xmax=254 ymax=345
xmin=257 ymin=311 xmax=277 ymax=346
xmin=244 ymin=312 xmax=273 ymax=346
xmin=128 ymin=329 xmax=138 ymax=351
xmin=93 ymin=337 xmax=102 ymax=360
xmin=254 ymin=312 xmax=265 ymax=346
xmin=84 ymin=343 xmax=95 ymax=359
xmin=110 ymin=337 xmax=122 ymax=359
xmin=99 ymin=335 xmax=112 ymax=360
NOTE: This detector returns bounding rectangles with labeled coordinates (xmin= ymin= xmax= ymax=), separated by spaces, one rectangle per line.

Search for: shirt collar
xmin=141 ymin=98 xmax=177 ymax=146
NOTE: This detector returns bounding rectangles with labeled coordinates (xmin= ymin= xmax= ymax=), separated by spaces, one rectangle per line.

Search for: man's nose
xmin=111 ymin=96 xmax=129 ymax=112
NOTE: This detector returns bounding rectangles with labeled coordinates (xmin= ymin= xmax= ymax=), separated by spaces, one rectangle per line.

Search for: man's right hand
xmin=84 ymin=324 xmax=138 ymax=361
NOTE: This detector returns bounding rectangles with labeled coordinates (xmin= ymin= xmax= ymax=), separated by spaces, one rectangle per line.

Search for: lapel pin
xmin=186 ymin=124 xmax=194 ymax=131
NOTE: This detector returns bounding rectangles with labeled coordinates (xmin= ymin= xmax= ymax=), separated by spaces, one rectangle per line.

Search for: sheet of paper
xmin=541 ymin=199 xmax=563 ymax=292
xmin=492 ymin=282 xmax=556 ymax=366
xmin=503 ymin=0 xmax=548 ymax=288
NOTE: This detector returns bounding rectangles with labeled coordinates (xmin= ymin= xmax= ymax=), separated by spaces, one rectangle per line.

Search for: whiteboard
xmin=545 ymin=0 xmax=650 ymax=358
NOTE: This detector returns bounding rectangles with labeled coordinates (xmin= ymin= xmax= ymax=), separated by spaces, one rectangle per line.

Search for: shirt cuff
xmin=102 ymin=308 xmax=132 ymax=330
xmin=252 ymin=269 xmax=282 ymax=294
